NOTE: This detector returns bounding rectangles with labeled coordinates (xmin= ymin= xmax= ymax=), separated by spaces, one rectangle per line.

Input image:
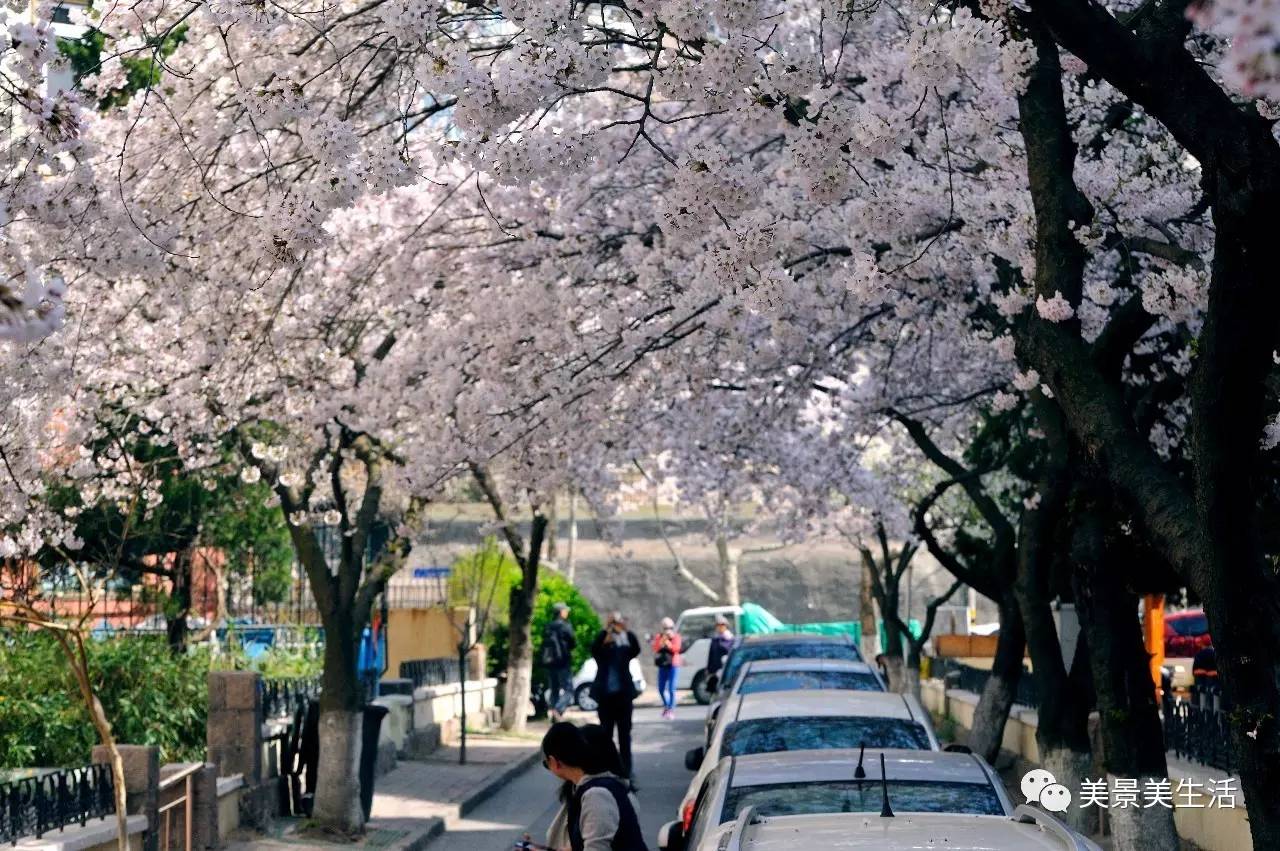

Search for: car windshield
xmin=722 ymin=780 xmax=1005 ymax=821
xmin=1168 ymin=614 xmax=1208 ymax=637
xmin=721 ymin=716 xmax=931 ymax=756
xmin=738 ymin=670 xmax=883 ymax=694
xmin=722 ymin=643 xmax=861 ymax=688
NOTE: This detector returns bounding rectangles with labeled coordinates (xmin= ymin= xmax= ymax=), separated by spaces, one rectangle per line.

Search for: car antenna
xmin=879 ymin=754 xmax=894 ymax=818
xmin=854 ymin=742 xmax=867 ymax=780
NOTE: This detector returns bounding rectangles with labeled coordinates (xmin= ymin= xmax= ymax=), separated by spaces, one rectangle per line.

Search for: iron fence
xmin=399 ymin=657 xmax=462 ymax=690
xmin=0 ymin=764 xmax=115 ymax=845
xmin=929 ymin=657 xmax=1039 ymax=708
xmin=261 ymin=677 xmax=321 ymax=720
xmin=1163 ymin=691 xmax=1234 ymax=772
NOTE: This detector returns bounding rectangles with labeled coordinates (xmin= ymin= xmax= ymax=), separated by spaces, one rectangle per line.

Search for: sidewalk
xmin=225 ymin=728 xmax=545 ymax=851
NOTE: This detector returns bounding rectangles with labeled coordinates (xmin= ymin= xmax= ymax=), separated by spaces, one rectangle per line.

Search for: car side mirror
xmin=684 ymin=746 xmax=705 ymax=771
xmin=658 ymin=820 xmax=687 ymax=851
xmin=944 ymin=743 xmax=973 ymax=754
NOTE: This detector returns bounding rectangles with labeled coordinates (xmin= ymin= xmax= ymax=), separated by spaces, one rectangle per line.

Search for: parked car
xmin=703 ymin=657 xmax=886 ymax=747
xmin=539 ymin=656 xmax=646 ymax=713
xmin=664 ymin=807 xmax=1103 ymax=851
xmin=701 ymin=633 xmax=865 ymax=732
xmin=680 ymin=689 xmax=940 ymax=825
xmin=660 ymin=748 xmax=1014 ymax=851
xmin=1164 ymin=608 xmax=1211 ymax=658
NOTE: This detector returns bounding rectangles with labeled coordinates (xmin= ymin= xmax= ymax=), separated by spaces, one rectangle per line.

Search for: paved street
xmin=433 ymin=705 xmax=703 ymax=850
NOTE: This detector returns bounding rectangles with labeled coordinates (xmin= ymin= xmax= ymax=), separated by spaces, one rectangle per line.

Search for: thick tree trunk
xmin=313 ymin=603 xmax=365 ymax=833
xmin=902 ymin=644 xmax=923 ymax=701
xmin=1072 ymin=510 xmax=1178 ymax=850
xmin=968 ymin=596 xmax=1025 ymax=764
xmin=501 ymin=515 xmax=548 ymax=732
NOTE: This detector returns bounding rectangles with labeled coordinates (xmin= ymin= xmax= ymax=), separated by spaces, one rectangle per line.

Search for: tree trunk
xmin=566 ymin=490 xmax=578 ymax=584
xmin=546 ymin=494 xmax=558 ymax=564
xmin=902 ymin=643 xmax=923 ymax=701
xmin=1073 ymin=517 xmax=1178 ymax=851
xmin=312 ymin=600 xmax=365 ymax=833
xmin=501 ymin=515 xmax=548 ymax=732
xmin=968 ymin=596 xmax=1025 ymax=764
xmin=166 ymin=548 xmax=192 ymax=655
xmin=715 ymin=534 xmax=741 ymax=606
xmin=859 ymin=562 xmax=878 ymax=661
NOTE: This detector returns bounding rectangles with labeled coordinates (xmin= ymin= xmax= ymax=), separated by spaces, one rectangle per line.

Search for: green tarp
xmin=738 ymin=602 xmax=921 ymax=653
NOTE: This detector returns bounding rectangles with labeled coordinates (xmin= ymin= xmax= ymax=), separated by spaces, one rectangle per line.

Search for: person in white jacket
xmin=535 ymin=723 xmax=647 ymax=851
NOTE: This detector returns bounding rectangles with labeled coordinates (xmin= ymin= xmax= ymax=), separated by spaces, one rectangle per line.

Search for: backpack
xmin=541 ymin=625 xmax=566 ymax=667
xmin=654 ymin=645 xmax=674 ymax=668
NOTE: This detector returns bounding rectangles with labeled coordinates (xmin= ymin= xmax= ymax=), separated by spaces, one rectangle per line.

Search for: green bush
xmin=487 ymin=570 xmax=601 ymax=681
xmin=0 ymin=632 xmax=208 ymax=768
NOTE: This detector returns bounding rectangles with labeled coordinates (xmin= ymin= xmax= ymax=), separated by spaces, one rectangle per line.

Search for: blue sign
xmin=412 ymin=567 xmax=451 ymax=580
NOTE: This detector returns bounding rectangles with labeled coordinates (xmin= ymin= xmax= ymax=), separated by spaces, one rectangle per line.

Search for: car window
xmin=1169 ymin=614 xmax=1208 ymax=637
xmin=722 ymin=643 xmax=861 ymax=688
xmin=685 ymin=767 xmax=723 ymax=850
xmin=738 ymin=670 xmax=883 ymax=694
xmin=721 ymin=780 xmax=1005 ymax=821
xmin=721 ymin=716 xmax=931 ymax=756
xmin=681 ymin=615 xmax=720 ymax=643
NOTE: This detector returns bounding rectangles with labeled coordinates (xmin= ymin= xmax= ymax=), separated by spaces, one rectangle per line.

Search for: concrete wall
xmin=922 ymin=677 xmax=1251 ymax=851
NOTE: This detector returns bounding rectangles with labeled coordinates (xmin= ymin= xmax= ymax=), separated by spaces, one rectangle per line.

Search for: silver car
xmin=661 ymin=748 xmax=1013 ymax=851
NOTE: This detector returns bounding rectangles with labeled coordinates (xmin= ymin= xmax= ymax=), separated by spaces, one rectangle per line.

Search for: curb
xmin=455 ymin=749 xmax=543 ymax=820
xmin=395 ymin=817 xmax=445 ymax=851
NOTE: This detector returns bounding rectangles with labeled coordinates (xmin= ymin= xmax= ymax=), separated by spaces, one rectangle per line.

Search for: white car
xmin=661 ymin=748 xmax=1016 ymax=851
xmin=703 ymin=656 xmax=885 ymax=747
xmin=543 ymin=657 xmax=646 ymax=712
xmin=671 ymin=807 xmax=1103 ymax=851
xmin=680 ymin=689 xmax=940 ymax=824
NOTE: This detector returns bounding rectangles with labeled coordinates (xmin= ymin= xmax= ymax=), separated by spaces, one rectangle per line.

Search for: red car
xmin=1164 ymin=609 xmax=1211 ymax=658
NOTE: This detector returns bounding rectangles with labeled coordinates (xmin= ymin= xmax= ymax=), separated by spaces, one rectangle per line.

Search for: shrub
xmin=487 ymin=570 xmax=601 ymax=681
xmin=0 ymin=632 xmax=208 ymax=768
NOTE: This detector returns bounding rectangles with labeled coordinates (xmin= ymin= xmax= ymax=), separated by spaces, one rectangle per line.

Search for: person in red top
xmin=652 ymin=617 xmax=683 ymax=719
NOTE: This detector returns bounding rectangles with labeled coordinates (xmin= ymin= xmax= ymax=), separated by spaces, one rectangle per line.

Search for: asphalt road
xmin=435 ymin=705 xmax=704 ymax=851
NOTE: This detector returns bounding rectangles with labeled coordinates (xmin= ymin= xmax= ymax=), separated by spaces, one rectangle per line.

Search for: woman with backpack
xmin=651 ymin=617 xmax=682 ymax=719
xmin=536 ymin=722 xmax=648 ymax=851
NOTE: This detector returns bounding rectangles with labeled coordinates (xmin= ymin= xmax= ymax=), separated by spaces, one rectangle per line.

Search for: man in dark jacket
xmin=591 ymin=612 xmax=641 ymax=783
xmin=543 ymin=602 xmax=577 ymax=721
xmin=705 ymin=614 xmax=735 ymax=688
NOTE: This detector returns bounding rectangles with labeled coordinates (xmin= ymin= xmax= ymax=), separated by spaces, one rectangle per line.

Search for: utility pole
xmin=566 ymin=488 xmax=578 ymax=584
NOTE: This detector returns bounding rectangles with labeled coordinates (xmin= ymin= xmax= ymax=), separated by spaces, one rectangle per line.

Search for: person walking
xmin=651 ymin=617 xmax=682 ymax=719
xmin=543 ymin=602 xmax=577 ymax=721
xmin=705 ymin=613 xmax=735 ymax=689
xmin=539 ymin=725 xmax=632 ymax=851
xmin=538 ymin=722 xmax=648 ymax=851
xmin=591 ymin=611 xmax=641 ymax=784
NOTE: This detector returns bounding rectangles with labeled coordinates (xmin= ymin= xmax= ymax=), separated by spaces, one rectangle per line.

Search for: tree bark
xmin=968 ymin=595 xmax=1025 ymax=764
xmin=1072 ymin=508 xmax=1177 ymax=851
xmin=165 ymin=547 xmax=193 ymax=655
xmin=500 ymin=514 xmax=548 ymax=732
xmin=715 ymin=533 xmax=741 ymax=606
xmin=858 ymin=560 xmax=878 ymax=661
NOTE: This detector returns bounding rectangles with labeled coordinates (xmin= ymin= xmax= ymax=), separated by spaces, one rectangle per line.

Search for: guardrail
xmin=929 ymin=657 xmax=1039 ymax=708
xmin=157 ymin=764 xmax=201 ymax=851
xmin=1163 ymin=691 xmax=1234 ymax=772
xmin=261 ymin=676 xmax=321 ymax=720
xmin=0 ymin=764 xmax=115 ymax=845
xmin=399 ymin=658 xmax=462 ymax=690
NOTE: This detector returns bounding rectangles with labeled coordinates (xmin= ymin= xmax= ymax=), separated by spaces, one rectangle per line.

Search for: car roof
xmin=727 ymin=749 xmax=992 ymax=787
xmin=708 ymin=811 xmax=1083 ymax=850
xmin=741 ymin=658 xmax=875 ymax=675
xmin=739 ymin=632 xmax=853 ymax=645
xmin=682 ymin=606 xmax=744 ymax=616
xmin=734 ymin=689 xmax=914 ymax=721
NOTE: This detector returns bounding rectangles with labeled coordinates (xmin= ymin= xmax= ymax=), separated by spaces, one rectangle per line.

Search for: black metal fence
xmin=261 ymin=676 xmax=322 ymax=720
xmin=399 ymin=657 xmax=462 ymax=690
xmin=929 ymin=657 xmax=1040 ymax=708
xmin=1163 ymin=690 xmax=1234 ymax=771
xmin=0 ymin=764 xmax=115 ymax=845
